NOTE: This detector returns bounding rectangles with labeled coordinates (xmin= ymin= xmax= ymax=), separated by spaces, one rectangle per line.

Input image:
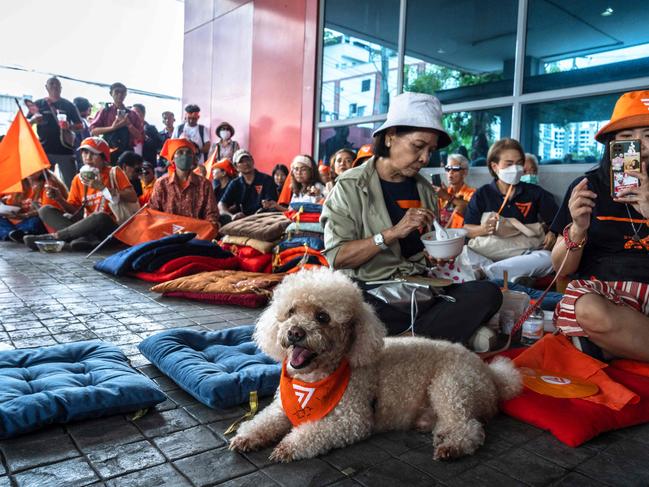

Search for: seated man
xmin=25 ymin=137 xmax=137 ymax=251
xmin=139 ymin=162 xmax=156 ymax=205
xmin=433 ymin=153 xmax=475 ymax=228
xmin=117 ymin=151 xmax=144 ymax=197
xmin=218 ymin=149 xmax=277 ymax=220
xmin=149 ymin=138 xmax=220 ymax=230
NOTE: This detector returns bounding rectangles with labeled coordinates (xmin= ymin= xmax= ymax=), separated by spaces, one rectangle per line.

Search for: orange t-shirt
xmin=139 ymin=180 xmax=155 ymax=205
xmin=67 ymin=166 xmax=132 ymax=219
xmin=439 ymin=184 xmax=476 ymax=229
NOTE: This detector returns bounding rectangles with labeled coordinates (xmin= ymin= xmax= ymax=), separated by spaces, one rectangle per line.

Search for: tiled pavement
xmin=1 ymin=243 xmax=649 ymax=487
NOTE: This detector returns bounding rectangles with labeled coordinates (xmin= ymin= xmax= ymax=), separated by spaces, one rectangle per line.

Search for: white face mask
xmin=497 ymin=164 xmax=524 ymax=185
xmin=219 ymin=130 xmax=231 ymax=140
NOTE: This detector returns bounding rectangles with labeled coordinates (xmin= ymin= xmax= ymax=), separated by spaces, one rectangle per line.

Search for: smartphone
xmin=610 ymin=139 xmax=641 ymax=198
xmin=431 ymin=174 xmax=442 ymax=186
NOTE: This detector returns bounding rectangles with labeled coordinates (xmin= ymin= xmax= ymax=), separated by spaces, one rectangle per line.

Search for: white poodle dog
xmin=230 ymin=267 xmax=521 ymax=462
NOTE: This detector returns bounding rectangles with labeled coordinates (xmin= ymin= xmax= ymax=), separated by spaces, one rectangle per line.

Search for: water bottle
xmin=521 ymin=300 xmax=544 ymax=346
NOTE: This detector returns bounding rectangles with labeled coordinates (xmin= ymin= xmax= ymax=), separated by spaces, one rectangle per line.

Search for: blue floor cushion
xmin=0 ymin=341 xmax=166 ymax=439
xmin=139 ymin=326 xmax=281 ymax=409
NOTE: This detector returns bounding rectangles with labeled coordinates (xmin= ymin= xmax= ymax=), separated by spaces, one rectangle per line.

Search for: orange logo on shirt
xmin=255 ymin=185 xmax=263 ymax=195
xmin=514 ymin=202 xmax=532 ymax=218
xmin=396 ymin=200 xmax=421 ymax=210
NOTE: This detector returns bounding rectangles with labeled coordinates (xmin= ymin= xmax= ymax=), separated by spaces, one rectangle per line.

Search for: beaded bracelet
xmin=563 ymin=223 xmax=587 ymax=251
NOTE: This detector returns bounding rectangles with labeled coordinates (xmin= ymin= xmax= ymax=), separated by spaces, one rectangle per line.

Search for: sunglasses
xmin=444 ymin=166 xmax=463 ymax=172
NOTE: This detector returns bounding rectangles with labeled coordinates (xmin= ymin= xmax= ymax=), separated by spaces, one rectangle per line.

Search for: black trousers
xmin=363 ymin=281 xmax=502 ymax=345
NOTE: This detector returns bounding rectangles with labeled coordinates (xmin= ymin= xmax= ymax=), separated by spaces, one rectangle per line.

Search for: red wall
xmin=182 ymin=0 xmax=318 ymax=173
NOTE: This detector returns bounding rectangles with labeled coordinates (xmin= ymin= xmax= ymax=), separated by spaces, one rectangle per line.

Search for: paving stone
xmin=487 ymin=447 xmax=567 ymax=486
xmin=11 ymin=335 xmax=58 ymax=349
xmin=174 ymin=449 xmax=256 ymax=486
xmin=321 ymin=440 xmax=391 ymax=473
xmin=0 ymin=431 xmax=79 ymax=472
xmin=87 ymin=440 xmax=165 ymax=479
xmin=398 ymin=444 xmax=481 ymax=482
xmin=443 ymin=463 xmax=524 ymax=487
xmin=166 ymin=388 xmax=199 ymax=407
xmin=213 ymin=470 xmax=280 ymax=486
xmin=552 ymin=471 xmax=609 ymax=487
xmin=104 ymin=463 xmax=191 ymax=487
xmin=53 ymin=330 xmax=99 ymax=343
xmin=263 ymin=458 xmax=344 ymax=487
xmin=238 ymin=445 xmax=276 ymax=468
xmin=7 ymin=327 xmax=51 ymax=340
xmin=136 ymin=409 xmax=199 ymax=437
xmin=352 ymin=457 xmax=437 ymax=487
xmin=368 ymin=430 xmax=429 ymax=456
xmin=576 ymin=438 xmax=649 ymax=487
xmin=153 ymin=376 xmax=182 ymax=392
xmin=522 ymin=434 xmax=599 ymax=469
xmin=185 ymin=403 xmax=245 ymax=424
xmin=13 ymin=457 xmax=98 ymax=487
xmin=137 ymin=364 xmax=164 ymax=379
xmin=153 ymin=426 xmax=225 ymax=460
xmin=0 ymin=476 xmax=10 ymax=487
xmin=68 ymin=415 xmax=144 ymax=453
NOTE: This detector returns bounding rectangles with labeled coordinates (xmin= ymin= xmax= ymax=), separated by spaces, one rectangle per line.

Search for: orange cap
xmin=352 ymin=144 xmax=373 ymax=167
xmin=595 ymin=90 xmax=649 ymax=143
xmin=160 ymin=138 xmax=197 ymax=160
xmin=214 ymin=158 xmax=236 ymax=177
xmin=318 ymin=165 xmax=331 ymax=174
xmin=79 ymin=137 xmax=111 ymax=161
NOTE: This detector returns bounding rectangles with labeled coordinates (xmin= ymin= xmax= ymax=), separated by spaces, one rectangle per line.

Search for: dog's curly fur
xmin=229 ymin=268 xmax=521 ymax=462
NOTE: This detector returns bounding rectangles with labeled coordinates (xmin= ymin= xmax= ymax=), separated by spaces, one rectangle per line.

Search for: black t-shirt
xmin=464 ymin=180 xmax=559 ymax=226
xmin=31 ymin=98 xmax=82 ymax=155
xmin=220 ymin=170 xmax=278 ymax=215
xmin=142 ymin=122 xmax=162 ymax=164
xmin=550 ymin=171 xmax=649 ymax=283
xmin=379 ymin=178 xmax=424 ymax=258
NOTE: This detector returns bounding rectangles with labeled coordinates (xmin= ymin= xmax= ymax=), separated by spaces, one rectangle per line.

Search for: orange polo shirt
xmin=438 ymin=184 xmax=476 ymax=228
xmin=67 ymin=166 xmax=132 ymax=220
xmin=139 ymin=179 xmax=155 ymax=205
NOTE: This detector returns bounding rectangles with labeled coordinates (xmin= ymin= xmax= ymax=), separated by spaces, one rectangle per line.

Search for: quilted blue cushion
xmin=0 ymin=341 xmax=166 ymax=439
xmin=139 ymin=326 xmax=280 ymax=409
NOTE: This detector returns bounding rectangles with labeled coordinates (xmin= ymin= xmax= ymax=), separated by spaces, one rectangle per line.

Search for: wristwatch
xmin=373 ymin=232 xmax=389 ymax=250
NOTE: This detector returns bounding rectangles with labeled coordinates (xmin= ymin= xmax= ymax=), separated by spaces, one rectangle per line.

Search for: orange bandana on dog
xmin=280 ymin=359 xmax=350 ymax=426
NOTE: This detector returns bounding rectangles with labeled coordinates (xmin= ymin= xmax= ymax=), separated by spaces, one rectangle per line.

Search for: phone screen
xmin=610 ymin=139 xmax=641 ymax=197
xmin=431 ymin=174 xmax=442 ymax=186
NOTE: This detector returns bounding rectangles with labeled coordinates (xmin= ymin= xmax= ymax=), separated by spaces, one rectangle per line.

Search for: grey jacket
xmin=320 ymin=157 xmax=437 ymax=281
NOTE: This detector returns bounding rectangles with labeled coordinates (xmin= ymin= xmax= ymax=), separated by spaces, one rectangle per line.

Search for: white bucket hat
xmin=372 ymin=92 xmax=452 ymax=148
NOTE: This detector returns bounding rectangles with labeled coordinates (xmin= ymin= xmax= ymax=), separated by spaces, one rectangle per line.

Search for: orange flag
xmin=202 ymin=149 xmax=217 ymax=182
xmin=114 ymin=207 xmax=217 ymax=246
xmin=278 ymin=173 xmax=293 ymax=206
xmin=0 ymin=109 xmax=51 ymax=193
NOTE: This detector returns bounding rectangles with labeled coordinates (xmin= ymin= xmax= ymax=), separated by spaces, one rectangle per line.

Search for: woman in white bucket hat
xmin=321 ymin=92 xmax=502 ymax=345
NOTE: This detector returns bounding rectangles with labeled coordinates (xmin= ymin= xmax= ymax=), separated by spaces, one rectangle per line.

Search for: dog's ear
xmin=253 ymin=303 xmax=285 ymax=362
xmin=347 ymin=302 xmax=386 ymax=368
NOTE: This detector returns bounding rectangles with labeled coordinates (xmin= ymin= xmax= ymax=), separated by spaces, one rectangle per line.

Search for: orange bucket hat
xmin=160 ymin=138 xmax=197 ymax=160
xmin=595 ymin=90 xmax=649 ymax=143
xmin=214 ymin=158 xmax=237 ymax=177
xmin=352 ymin=144 xmax=373 ymax=167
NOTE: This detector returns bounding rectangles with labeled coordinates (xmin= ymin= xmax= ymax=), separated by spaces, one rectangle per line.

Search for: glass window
xmin=320 ymin=0 xmax=400 ymax=122
xmin=443 ymin=107 xmax=512 ymax=167
xmin=403 ymin=0 xmax=517 ymax=103
xmin=520 ymin=92 xmax=623 ymax=164
xmin=524 ymin=1 xmax=649 ymax=93
xmin=318 ymin=121 xmax=383 ymax=164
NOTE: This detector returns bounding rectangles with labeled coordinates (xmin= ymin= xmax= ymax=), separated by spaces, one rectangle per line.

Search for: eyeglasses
xmin=292 ymin=167 xmax=310 ymax=173
xmin=444 ymin=166 xmax=464 ymax=172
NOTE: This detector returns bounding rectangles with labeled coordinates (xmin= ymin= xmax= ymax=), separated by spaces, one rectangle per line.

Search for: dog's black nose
xmin=287 ymin=326 xmax=305 ymax=344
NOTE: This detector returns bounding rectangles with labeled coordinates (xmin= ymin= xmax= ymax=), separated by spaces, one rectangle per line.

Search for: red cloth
xmin=499 ymin=348 xmax=649 ymax=447
xmin=220 ymin=243 xmax=264 ymax=258
xmin=130 ymin=256 xmax=240 ymax=283
xmin=163 ymin=291 xmax=268 ymax=308
xmin=283 ymin=210 xmax=321 ymax=223
xmin=238 ymin=253 xmax=273 ymax=273
xmin=277 ymin=247 xmax=328 ymax=267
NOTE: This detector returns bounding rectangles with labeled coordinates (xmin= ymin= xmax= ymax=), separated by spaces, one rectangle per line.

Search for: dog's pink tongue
xmin=290 ymin=347 xmax=312 ymax=367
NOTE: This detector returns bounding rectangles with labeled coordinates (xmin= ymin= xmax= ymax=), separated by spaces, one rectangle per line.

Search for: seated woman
xmin=0 ymin=171 xmax=68 ymax=242
xmin=463 ymin=138 xmax=558 ymax=281
xmin=433 ymin=153 xmax=475 ymax=229
xmin=321 ymin=92 xmax=502 ymax=343
xmin=24 ymin=137 xmax=137 ymax=251
xmin=263 ymin=155 xmax=325 ymax=211
xmin=550 ymin=90 xmax=649 ymax=361
xmin=212 ymin=158 xmax=237 ymax=226
xmin=324 ymin=148 xmax=355 ymax=195
xmin=272 ymin=164 xmax=289 ymax=196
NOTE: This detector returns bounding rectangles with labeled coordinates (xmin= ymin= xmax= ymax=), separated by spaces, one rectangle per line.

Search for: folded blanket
xmin=289 ymin=202 xmax=322 ymax=214
xmin=162 ymin=291 xmax=269 ymax=308
xmin=276 ymin=247 xmax=328 ymax=267
xmin=151 ymin=270 xmax=284 ymax=297
xmin=130 ymin=256 xmax=240 ymax=283
xmin=277 ymin=236 xmax=324 ymax=251
xmin=131 ymin=240 xmax=232 ymax=272
xmin=94 ymin=233 xmax=196 ymax=276
xmin=274 ymin=255 xmax=325 ymax=273
xmin=219 ymin=212 xmax=291 ymax=241
xmin=239 ymin=253 xmax=273 ymax=273
xmin=221 ymin=235 xmax=276 ymax=254
xmin=220 ymin=243 xmax=264 ymax=258
xmin=283 ymin=210 xmax=321 ymax=224
xmin=285 ymin=222 xmax=324 ymax=234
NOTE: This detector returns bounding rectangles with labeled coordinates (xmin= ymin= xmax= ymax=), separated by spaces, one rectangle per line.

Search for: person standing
xmin=209 ymin=122 xmax=240 ymax=162
xmin=173 ymin=104 xmax=210 ymax=164
xmin=27 ymin=77 xmax=83 ymax=188
xmin=90 ymin=82 xmax=144 ymax=164
xmin=159 ymin=111 xmax=175 ymax=143
xmin=132 ymin=104 xmax=163 ymax=165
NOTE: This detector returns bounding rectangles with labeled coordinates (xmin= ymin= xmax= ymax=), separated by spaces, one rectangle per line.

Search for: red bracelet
xmin=563 ymin=223 xmax=587 ymax=251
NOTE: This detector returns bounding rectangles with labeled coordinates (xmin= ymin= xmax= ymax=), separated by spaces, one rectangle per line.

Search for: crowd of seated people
xmin=4 ymin=80 xmax=649 ymax=363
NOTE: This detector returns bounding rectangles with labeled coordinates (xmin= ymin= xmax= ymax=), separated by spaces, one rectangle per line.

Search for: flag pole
xmin=85 ymin=203 xmax=149 ymax=259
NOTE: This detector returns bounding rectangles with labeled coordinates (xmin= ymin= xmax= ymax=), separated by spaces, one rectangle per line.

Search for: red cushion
xmin=238 ymin=253 xmax=272 ymax=273
xmin=162 ymin=291 xmax=268 ymax=308
xmin=130 ymin=256 xmax=240 ymax=283
xmin=499 ymin=349 xmax=649 ymax=447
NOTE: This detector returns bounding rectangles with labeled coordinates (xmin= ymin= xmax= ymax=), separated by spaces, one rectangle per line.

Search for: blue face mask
xmin=520 ymin=174 xmax=538 ymax=185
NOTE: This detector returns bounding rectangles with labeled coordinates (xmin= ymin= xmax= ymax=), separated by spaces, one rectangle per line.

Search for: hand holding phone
xmin=610 ymin=139 xmax=641 ymax=198
xmin=431 ymin=174 xmax=442 ymax=187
